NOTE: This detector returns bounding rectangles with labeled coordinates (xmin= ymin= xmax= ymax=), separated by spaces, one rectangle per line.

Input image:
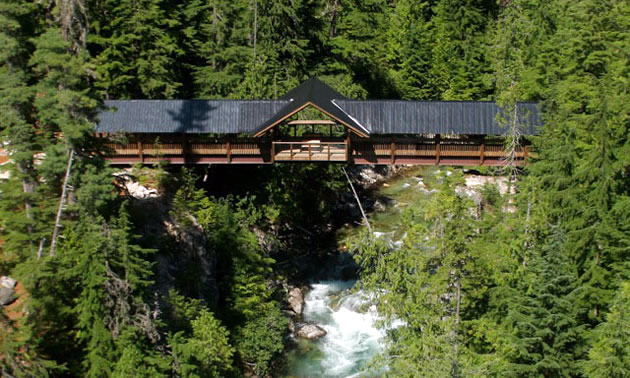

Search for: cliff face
xmin=120 ymin=171 xmax=219 ymax=306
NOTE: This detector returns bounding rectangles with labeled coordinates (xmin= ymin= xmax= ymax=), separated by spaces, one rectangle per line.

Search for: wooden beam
xmin=137 ymin=139 xmax=144 ymax=163
xmin=287 ymin=120 xmax=336 ymax=125
xmin=345 ymin=133 xmax=351 ymax=162
xmin=390 ymin=139 xmax=395 ymax=165
xmin=435 ymin=134 xmax=441 ymax=165
xmin=226 ymin=140 xmax=232 ymax=163
xmin=480 ymin=142 xmax=485 ymax=165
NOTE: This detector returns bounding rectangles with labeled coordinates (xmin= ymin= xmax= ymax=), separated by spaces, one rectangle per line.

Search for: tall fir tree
xmin=88 ymin=0 xmax=182 ymax=99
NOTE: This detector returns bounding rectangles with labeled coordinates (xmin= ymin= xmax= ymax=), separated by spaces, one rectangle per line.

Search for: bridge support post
xmin=345 ymin=133 xmax=351 ymax=162
xmin=137 ymin=140 xmax=144 ymax=163
xmin=435 ymin=134 xmax=441 ymax=165
xmin=271 ymin=141 xmax=275 ymax=163
xmin=390 ymin=138 xmax=395 ymax=165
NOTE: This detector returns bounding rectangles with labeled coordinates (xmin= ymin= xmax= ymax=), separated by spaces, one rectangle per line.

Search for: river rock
xmin=0 ymin=276 xmax=16 ymax=289
xmin=296 ymin=324 xmax=327 ymax=340
xmin=0 ymin=287 xmax=16 ymax=306
xmin=288 ymin=319 xmax=296 ymax=333
xmin=288 ymin=287 xmax=304 ymax=316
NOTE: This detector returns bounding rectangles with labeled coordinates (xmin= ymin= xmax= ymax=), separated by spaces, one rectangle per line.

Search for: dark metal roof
xmin=333 ymin=100 xmax=540 ymax=135
xmin=96 ymin=79 xmax=541 ymax=136
xmin=97 ymin=99 xmax=288 ymax=134
xmin=253 ymin=78 xmax=369 ymax=137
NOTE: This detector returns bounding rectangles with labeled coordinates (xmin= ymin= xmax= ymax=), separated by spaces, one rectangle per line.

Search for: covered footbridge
xmin=96 ymin=78 xmax=540 ymax=166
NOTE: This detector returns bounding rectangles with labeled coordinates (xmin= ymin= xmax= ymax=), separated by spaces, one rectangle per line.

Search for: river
xmin=284 ymin=280 xmax=385 ymax=377
xmin=283 ymin=167 xmax=471 ymax=377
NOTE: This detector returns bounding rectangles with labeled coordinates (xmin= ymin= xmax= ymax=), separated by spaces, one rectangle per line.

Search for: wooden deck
xmin=101 ymin=136 xmax=529 ymax=166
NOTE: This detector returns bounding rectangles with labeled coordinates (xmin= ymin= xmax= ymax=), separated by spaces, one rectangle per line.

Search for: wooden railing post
xmin=290 ymin=143 xmax=293 ymax=161
xmin=182 ymin=134 xmax=189 ymax=164
xmin=137 ymin=139 xmax=144 ymax=163
xmin=271 ymin=142 xmax=275 ymax=163
xmin=390 ymin=139 xmax=395 ymax=165
xmin=309 ymin=145 xmax=312 ymax=161
xmin=435 ymin=134 xmax=441 ymax=165
xmin=480 ymin=142 xmax=485 ymax=165
xmin=328 ymin=144 xmax=331 ymax=161
xmin=226 ymin=139 xmax=232 ymax=163
xmin=345 ymin=133 xmax=351 ymax=162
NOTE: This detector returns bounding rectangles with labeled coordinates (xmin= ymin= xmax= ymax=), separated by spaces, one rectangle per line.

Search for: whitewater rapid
xmin=286 ymin=280 xmax=386 ymax=377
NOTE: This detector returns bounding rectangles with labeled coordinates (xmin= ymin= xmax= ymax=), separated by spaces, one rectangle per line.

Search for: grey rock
xmin=296 ymin=324 xmax=327 ymax=340
xmin=0 ymin=287 xmax=16 ymax=306
xmin=0 ymin=276 xmax=16 ymax=289
xmin=288 ymin=320 xmax=295 ymax=333
xmin=288 ymin=287 xmax=304 ymax=316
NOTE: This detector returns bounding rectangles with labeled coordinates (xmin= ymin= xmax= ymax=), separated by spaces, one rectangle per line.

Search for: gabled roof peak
xmin=253 ymin=78 xmax=369 ymax=137
xmin=280 ymin=77 xmax=349 ymax=102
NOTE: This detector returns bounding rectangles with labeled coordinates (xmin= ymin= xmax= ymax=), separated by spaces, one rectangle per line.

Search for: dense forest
xmin=1 ymin=0 xmax=629 ymax=376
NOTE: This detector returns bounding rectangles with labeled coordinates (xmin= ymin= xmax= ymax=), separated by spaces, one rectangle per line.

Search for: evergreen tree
xmin=169 ymin=308 xmax=233 ymax=377
xmin=584 ymin=282 xmax=630 ymax=377
xmin=355 ymin=170 xmax=486 ymax=376
xmin=490 ymin=230 xmax=584 ymax=376
xmin=88 ymin=0 xmax=182 ymax=99
xmin=385 ymin=0 xmax=434 ymax=99
xmin=429 ymin=0 xmax=496 ymax=100
xmin=0 ymin=0 xmax=40 ymax=259
xmin=186 ymin=0 xmax=254 ymax=98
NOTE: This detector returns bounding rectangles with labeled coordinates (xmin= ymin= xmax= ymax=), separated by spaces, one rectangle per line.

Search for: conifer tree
xmin=584 ymin=282 xmax=630 ymax=377
xmin=490 ymin=230 xmax=584 ymax=376
xmin=385 ymin=0 xmax=434 ymax=99
xmin=429 ymin=0 xmax=496 ymax=100
xmin=0 ymin=0 xmax=41 ymax=258
xmin=88 ymin=0 xmax=182 ymax=99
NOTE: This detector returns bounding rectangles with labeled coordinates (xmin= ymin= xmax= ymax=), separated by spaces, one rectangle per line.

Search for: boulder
xmin=288 ymin=287 xmax=304 ymax=316
xmin=288 ymin=320 xmax=295 ymax=333
xmin=0 ymin=276 xmax=16 ymax=289
xmin=296 ymin=324 xmax=327 ymax=340
xmin=0 ymin=287 xmax=15 ymax=306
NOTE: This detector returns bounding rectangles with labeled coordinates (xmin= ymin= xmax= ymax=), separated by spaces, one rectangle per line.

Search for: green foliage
xmin=2 ymin=0 xmax=630 ymax=376
xmin=169 ymin=169 xmax=287 ymax=374
xmin=583 ymin=282 xmax=630 ymax=377
xmin=490 ymin=230 xmax=584 ymax=376
xmin=354 ymin=170 xmax=492 ymax=376
xmin=88 ymin=0 xmax=182 ymax=98
xmin=169 ymin=308 xmax=233 ymax=377
xmin=232 ymin=304 xmax=288 ymax=376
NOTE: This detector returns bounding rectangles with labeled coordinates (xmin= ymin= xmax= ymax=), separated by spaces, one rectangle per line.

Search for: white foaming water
xmin=286 ymin=281 xmax=386 ymax=377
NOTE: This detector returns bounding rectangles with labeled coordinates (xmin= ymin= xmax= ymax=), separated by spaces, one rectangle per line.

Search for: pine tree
xmin=525 ymin=0 xmax=630 ymax=325
xmin=0 ymin=0 xmax=41 ymax=259
xmin=169 ymin=308 xmax=233 ymax=377
xmin=385 ymin=0 xmax=434 ymax=99
xmin=584 ymin=282 xmax=630 ymax=377
xmin=187 ymin=0 xmax=255 ymax=98
xmin=354 ymin=170 xmax=484 ymax=376
xmin=88 ymin=0 xmax=182 ymax=99
xmin=490 ymin=230 xmax=584 ymax=376
xmin=429 ymin=0 xmax=496 ymax=100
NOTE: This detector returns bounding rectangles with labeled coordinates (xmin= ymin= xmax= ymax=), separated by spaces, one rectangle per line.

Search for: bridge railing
xmin=101 ymin=136 xmax=528 ymax=166
xmin=352 ymin=138 xmax=528 ymax=164
xmin=272 ymin=141 xmax=347 ymax=162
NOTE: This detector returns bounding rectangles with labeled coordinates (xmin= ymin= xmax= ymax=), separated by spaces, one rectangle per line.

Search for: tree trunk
xmin=329 ymin=0 xmax=339 ymax=38
xmin=50 ymin=149 xmax=75 ymax=257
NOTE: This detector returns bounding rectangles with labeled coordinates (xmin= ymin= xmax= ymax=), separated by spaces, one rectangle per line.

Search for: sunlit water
xmin=285 ymin=281 xmax=386 ymax=377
